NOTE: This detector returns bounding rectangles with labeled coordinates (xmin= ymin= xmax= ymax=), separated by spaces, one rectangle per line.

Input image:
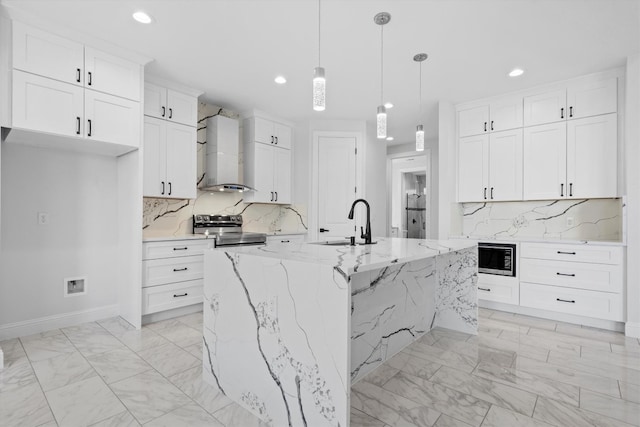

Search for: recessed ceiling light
xmin=274 ymin=76 xmax=287 ymax=84
xmin=386 ymin=136 xmax=394 ymax=141
xmin=384 ymin=102 xmax=394 ymax=109
xmin=508 ymin=68 xmax=524 ymax=77
xmin=132 ymin=11 xmax=153 ymax=24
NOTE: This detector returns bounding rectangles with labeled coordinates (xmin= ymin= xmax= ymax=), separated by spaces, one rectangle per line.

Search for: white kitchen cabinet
xmin=273 ymin=146 xmax=292 ymax=203
xmin=84 ymin=90 xmax=140 ymax=147
xmin=458 ymin=129 xmax=522 ymax=202
xmin=266 ymin=234 xmax=306 ymax=244
xmin=84 ymin=47 xmax=140 ymax=101
xmin=143 ymin=116 xmax=196 ymax=199
xmin=477 ymin=274 xmax=519 ymax=305
xmin=523 ymin=114 xmax=617 ymax=200
xmin=457 ymin=98 xmax=522 ymax=138
xmin=523 ymin=77 xmax=617 ymax=127
xmin=252 ymin=116 xmax=292 ymax=149
xmin=143 ymin=82 xmax=198 ymax=127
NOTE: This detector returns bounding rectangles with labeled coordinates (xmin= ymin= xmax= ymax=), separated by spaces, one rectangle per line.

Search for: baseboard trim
xmin=479 ymin=300 xmax=625 ymax=333
xmin=0 ymin=305 xmax=119 ymax=341
xmin=625 ymin=322 xmax=640 ymax=338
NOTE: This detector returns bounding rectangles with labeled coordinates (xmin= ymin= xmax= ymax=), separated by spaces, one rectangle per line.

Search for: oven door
xmin=478 ymin=243 xmax=516 ymax=276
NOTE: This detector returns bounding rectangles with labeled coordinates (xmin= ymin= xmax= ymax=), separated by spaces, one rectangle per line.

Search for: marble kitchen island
xmin=202 ymin=237 xmax=478 ymax=426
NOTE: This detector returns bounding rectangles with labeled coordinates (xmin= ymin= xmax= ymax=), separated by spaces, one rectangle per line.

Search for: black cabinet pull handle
xmin=271 ymin=136 xmax=274 ymax=144
xmin=161 ymin=181 xmax=165 ymax=195
xmin=161 ymin=106 xmax=166 ymax=117
xmin=560 ymin=107 xmax=564 ymax=119
xmin=478 ymin=287 xmax=491 ymax=292
xmin=560 ymin=183 xmax=564 ymax=197
xmin=275 ymin=136 xmax=278 ymax=145
xmin=87 ymin=71 xmax=92 ymax=86
xmin=76 ymin=117 xmax=81 ymax=135
xmin=569 ymin=183 xmax=573 ymax=197
xmin=483 ymin=187 xmax=487 ymax=200
xmin=556 ymin=298 xmax=575 ymax=303
xmin=76 ymin=68 xmax=81 ymax=83
xmin=490 ymin=120 xmax=494 ymax=131
xmin=270 ymin=191 xmax=274 ymax=202
xmin=556 ymin=272 xmax=576 ymax=277
xmin=319 ymin=228 xmax=330 ymax=232
xmin=490 ymin=187 xmax=494 ymax=199
xmin=168 ymin=182 xmax=172 ymax=195
xmin=173 ymin=247 xmax=188 ymax=251
xmin=169 ymin=108 xmax=173 ymax=119
xmin=569 ymin=106 xmax=573 ymax=117
xmin=484 ymin=122 xmax=487 ymax=132
xmin=87 ymin=119 xmax=92 ymax=136
xmin=173 ymin=267 xmax=188 ymax=272
xmin=557 ymin=251 xmax=576 ymax=255
xmin=173 ymin=293 xmax=188 ymax=298
xmin=281 ymin=240 xmax=290 ymax=243
xmin=275 ymin=191 xmax=278 ymax=202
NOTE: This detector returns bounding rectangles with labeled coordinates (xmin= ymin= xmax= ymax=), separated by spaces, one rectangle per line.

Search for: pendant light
xmin=414 ymin=53 xmax=428 ymax=151
xmin=313 ymin=0 xmax=326 ymax=111
xmin=374 ymin=12 xmax=390 ymax=139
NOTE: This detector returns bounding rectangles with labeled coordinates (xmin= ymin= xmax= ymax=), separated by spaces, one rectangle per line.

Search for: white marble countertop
xmin=449 ymin=235 xmax=626 ymax=247
xmin=209 ymin=237 xmax=476 ymax=276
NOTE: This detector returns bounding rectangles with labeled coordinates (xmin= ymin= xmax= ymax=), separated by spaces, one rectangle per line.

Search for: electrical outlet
xmin=37 ymin=212 xmax=49 ymax=225
xmin=566 ymin=217 xmax=574 ymax=227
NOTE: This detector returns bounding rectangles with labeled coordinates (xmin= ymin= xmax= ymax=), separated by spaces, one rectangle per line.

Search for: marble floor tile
xmin=403 ymin=341 xmax=478 ymax=374
xmin=533 ymin=396 xmax=636 ymax=427
xmin=418 ymin=332 xmax=440 ymax=346
xmin=87 ymin=346 xmax=153 ymax=384
xmin=382 ymin=371 xmax=490 ymax=427
xmin=479 ymin=317 xmax=531 ymax=335
xmin=476 ymin=325 xmax=504 ymax=338
xmin=466 ymin=334 xmax=549 ymax=363
xmin=350 ymin=407 xmax=387 ymax=426
xmin=62 ymin=321 xmax=107 ymax=335
xmin=31 ymin=350 xmax=97 ymax=392
xmin=97 ymin=317 xmax=137 ymax=337
xmin=434 ymin=414 xmax=473 ymax=426
xmin=620 ymin=380 xmax=640 ymax=404
xmin=431 ymin=336 xmax=516 ymax=368
xmin=137 ymin=341 xmax=200 ymax=377
xmin=0 ymin=338 xmax=26 ymax=362
xmin=429 ymin=327 xmax=474 ymax=342
xmin=547 ymin=350 xmax=640 ymax=386
xmin=384 ymin=351 xmax=441 ymax=382
xmin=89 ymin=410 xmax=140 ymax=426
xmin=212 ymin=402 xmax=271 ymax=427
xmin=555 ymin=322 xmax=634 ymax=346
xmin=176 ymin=311 xmax=204 ymax=329
xmin=109 ymin=369 xmax=192 ymax=424
xmin=612 ymin=342 xmax=640 ymax=356
xmin=430 ymin=366 xmax=537 ymax=416
xmin=482 ymin=405 xmax=554 ymax=427
xmin=527 ymin=327 xmax=612 ymax=351
xmin=498 ymin=329 xmax=581 ymax=356
xmin=143 ymin=317 xmax=184 ymax=332
xmin=46 ymin=376 xmax=125 ymax=427
xmin=145 ymin=403 xmax=224 ymax=426
xmin=352 ymin=378 xmax=442 ymax=427
xmin=184 ymin=340 xmax=203 ymax=360
xmin=0 ymin=380 xmax=55 ymax=427
xmin=580 ymin=388 xmax=640 ymax=426
xmin=359 ymin=361 xmax=401 ymax=387
xmin=0 ymin=352 xmax=37 ymax=393
xmin=20 ymin=332 xmax=77 ymax=362
xmin=489 ymin=311 xmax=557 ymax=331
xmin=116 ymin=327 xmax=169 ymax=353
xmin=150 ymin=322 xmax=202 ymax=348
xmin=478 ymin=308 xmax=495 ymax=319
xmin=581 ymin=346 xmax=640 ymax=371
xmin=168 ymin=365 xmax=233 ymax=415
xmin=473 ymin=360 xmax=579 ymax=406
xmin=63 ymin=328 xmax=124 ymax=358
xmin=512 ymin=356 xmax=622 ymax=397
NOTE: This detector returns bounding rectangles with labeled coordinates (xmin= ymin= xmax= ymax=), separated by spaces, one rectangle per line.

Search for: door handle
xmin=169 ymin=108 xmax=173 ymax=119
xmin=484 ymin=122 xmax=487 ymax=132
xmin=87 ymin=71 xmax=92 ymax=86
xmin=168 ymin=182 xmax=172 ymax=195
xmin=274 ymin=191 xmax=278 ymax=202
xmin=560 ymin=107 xmax=564 ymax=119
xmin=569 ymin=183 xmax=573 ymax=197
xmin=569 ymin=106 xmax=573 ymax=117
xmin=556 ymin=298 xmax=575 ymax=303
xmin=275 ymin=136 xmax=278 ymax=145
xmin=319 ymin=228 xmax=330 ymax=232
xmin=270 ymin=191 xmax=274 ymax=202
xmin=483 ymin=187 xmax=487 ymax=200
xmin=76 ymin=68 xmax=81 ymax=83
xmin=490 ymin=120 xmax=494 ymax=131
xmin=162 ymin=106 xmax=166 ymax=117
xmin=556 ymin=272 xmax=576 ymax=277
xmin=490 ymin=187 xmax=494 ymax=199
xmin=161 ymin=181 xmax=165 ymax=195
xmin=173 ymin=293 xmax=188 ymax=298
xmin=87 ymin=119 xmax=92 ymax=137
xmin=560 ymin=183 xmax=564 ymax=197
xmin=173 ymin=267 xmax=188 ymax=272
xmin=557 ymin=251 xmax=576 ymax=255
xmin=173 ymin=247 xmax=188 ymax=251
xmin=478 ymin=287 xmax=491 ymax=292
xmin=271 ymin=136 xmax=274 ymax=144
xmin=76 ymin=117 xmax=81 ymax=135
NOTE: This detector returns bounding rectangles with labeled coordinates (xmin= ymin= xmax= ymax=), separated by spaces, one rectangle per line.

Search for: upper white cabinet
xmin=458 ymin=129 xmax=522 ymax=202
xmin=144 ymin=82 xmax=198 ymax=127
xmin=243 ymin=115 xmax=293 ymax=204
xmin=13 ymin=21 xmax=140 ymax=101
xmin=457 ymin=97 xmax=523 ymax=138
xmin=523 ymin=77 xmax=617 ymax=127
xmin=523 ymin=122 xmax=567 ymax=200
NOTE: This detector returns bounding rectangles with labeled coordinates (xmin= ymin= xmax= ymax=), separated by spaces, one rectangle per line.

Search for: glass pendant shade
xmin=416 ymin=124 xmax=424 ymax=151
xmin=313 ymin=67 xmax=326 ymax=111
xmin=377 ymin=105 xmax=387 ymax=139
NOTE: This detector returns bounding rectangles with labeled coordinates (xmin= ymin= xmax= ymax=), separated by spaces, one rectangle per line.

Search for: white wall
xmin=0 ymin=143 xmax=119 ymax=338
xmin=437 ymin=101 xmax=457 ymax=238
xmin=625 ymin=54 xmax=640 ymax=338
xmin=364 ymin=122 xmax=387 ymax=238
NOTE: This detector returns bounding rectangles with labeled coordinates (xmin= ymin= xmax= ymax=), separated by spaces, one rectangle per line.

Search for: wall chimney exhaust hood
xmin=202 ymin=115 xmax=254 ymax=193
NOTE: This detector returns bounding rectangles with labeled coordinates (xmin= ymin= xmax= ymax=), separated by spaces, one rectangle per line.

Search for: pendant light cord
xmin=318 ymin=0 xmax=321 ymax=66
xmin=419 ymin=61 xmax=422 ymax=117
xmin=380 ymin=24 xmax=384 ymax=104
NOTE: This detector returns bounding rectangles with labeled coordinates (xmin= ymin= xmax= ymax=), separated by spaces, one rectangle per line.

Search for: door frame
xmin=386 ymin=149 xmax=431 ymax=238
xmin=310 ymin=131 xmax=364 ymax=242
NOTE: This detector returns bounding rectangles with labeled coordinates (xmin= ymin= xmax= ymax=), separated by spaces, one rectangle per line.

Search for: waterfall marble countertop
xmin=143 ymin=234 xmax=212 ymax=242
xmin=450 ymin=235 xmax=626 ymax=246
xmin=211 ymin=237 xmax=477 ymax=276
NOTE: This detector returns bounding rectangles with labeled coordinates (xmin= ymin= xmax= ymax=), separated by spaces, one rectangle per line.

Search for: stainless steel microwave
xmin=478 ymin=242 xmax=516 ymax=276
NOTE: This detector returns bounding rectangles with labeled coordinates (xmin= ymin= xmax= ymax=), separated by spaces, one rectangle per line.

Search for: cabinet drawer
xmin=143 ymin=240 xmax=213 ymax=260
xmin=142 ymin=280 xmax=203 ymax=315
xmin=477 ymin=281 xmax=519 ymax=305
xmin=520 ymin=258 xmax=622 ymax=293
xmin=520 ymin=242 xmax=622 ymax=265
xmin=520 ymin=282 xmax=623 ymax=321
xmin=142 ymin=255 xmax=203 ymax=287
xmin=266 ymin=234 xmax=306 ymax=244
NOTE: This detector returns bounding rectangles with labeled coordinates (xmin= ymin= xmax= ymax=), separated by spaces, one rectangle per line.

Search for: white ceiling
xmin=3 ymin=0 xmax=639 ymax=146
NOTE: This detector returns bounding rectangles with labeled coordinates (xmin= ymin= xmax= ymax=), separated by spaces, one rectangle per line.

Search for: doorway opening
xmin=389 ymin=155 xmax=429 ymax=238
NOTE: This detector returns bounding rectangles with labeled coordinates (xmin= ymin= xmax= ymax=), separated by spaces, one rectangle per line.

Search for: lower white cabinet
xmin=142 ymin=239 xmax=213 ymax=315
xmin=266 ymin=234 xmax=306 ymax=244
xmin=477 ymin=273 xmax=519 ymax=305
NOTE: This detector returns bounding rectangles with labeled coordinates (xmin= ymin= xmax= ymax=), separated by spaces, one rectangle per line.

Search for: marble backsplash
xmin=459 ymin=198 xmax=623 ymax=241
xmin=143 ymin=102 xmax=308 ymax=238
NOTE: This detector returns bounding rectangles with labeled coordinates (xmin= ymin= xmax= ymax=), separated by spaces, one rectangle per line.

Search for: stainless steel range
xmin=192 ymin=214 xmax=266 ymax=247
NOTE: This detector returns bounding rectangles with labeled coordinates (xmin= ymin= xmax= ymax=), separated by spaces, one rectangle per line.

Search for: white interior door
xmin=317 ymin=135 xmax=357 ymax=240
